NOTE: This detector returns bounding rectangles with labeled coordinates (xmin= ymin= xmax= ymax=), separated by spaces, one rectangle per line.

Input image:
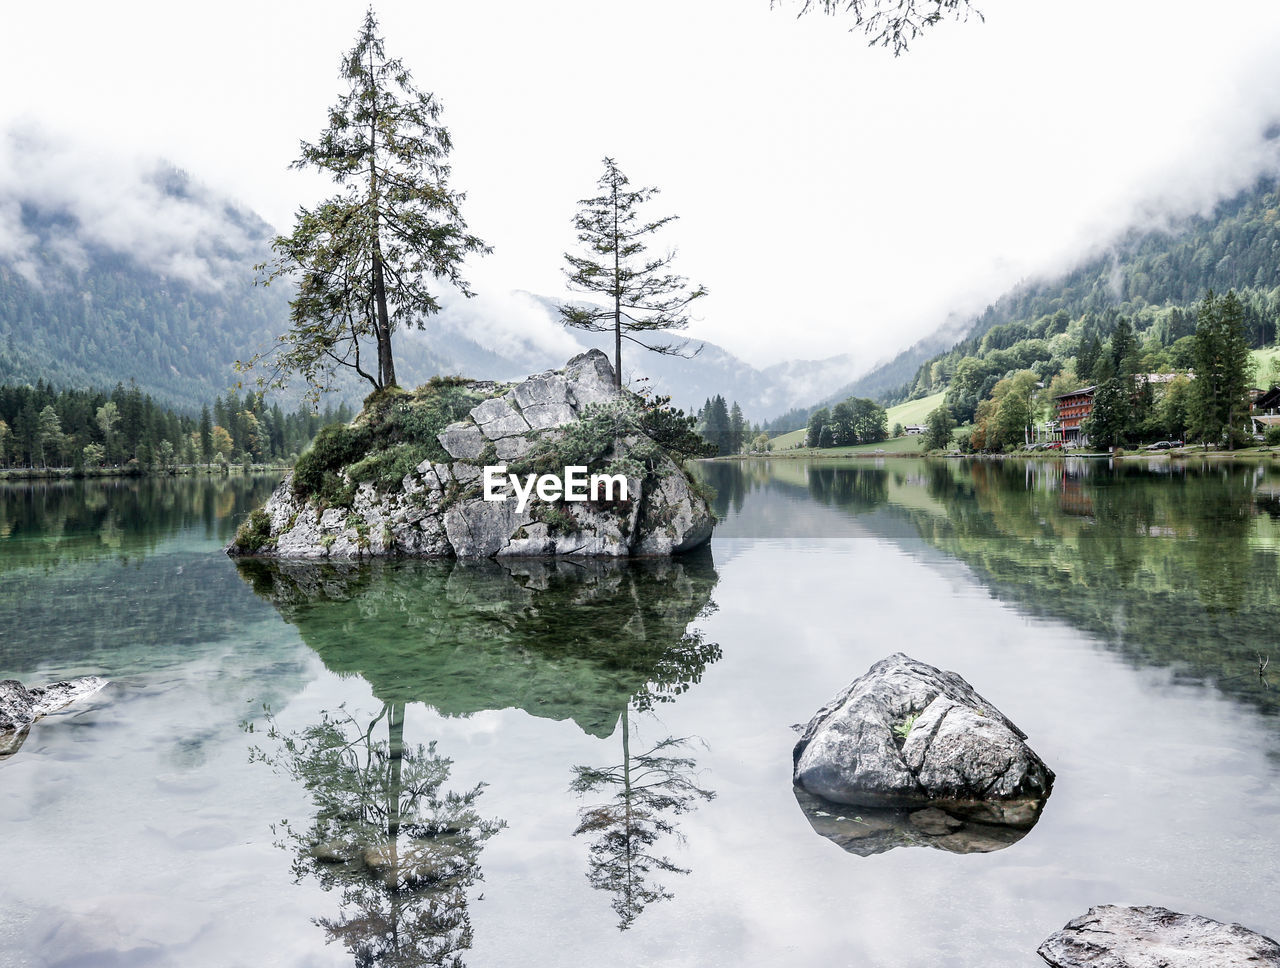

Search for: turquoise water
xmin=1 ymin=463 xmax=1279 ymax=967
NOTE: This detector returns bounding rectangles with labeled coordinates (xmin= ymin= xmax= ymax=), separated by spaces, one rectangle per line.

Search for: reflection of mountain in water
xmin=236 ymin=551 xmax=720 ymax=738
xmin=698 ymin=458 xmax=1280 ymax=716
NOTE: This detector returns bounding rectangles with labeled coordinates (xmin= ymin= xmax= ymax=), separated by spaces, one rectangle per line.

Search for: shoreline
xmin=0 ymin=464 xmax=291 ymax=482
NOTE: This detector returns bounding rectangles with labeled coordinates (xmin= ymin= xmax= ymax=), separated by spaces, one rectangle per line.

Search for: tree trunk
xmin=368 ymin=39 xmax=396 ymax=390
xmin=612 ymin=181 xmax=622 ymax=389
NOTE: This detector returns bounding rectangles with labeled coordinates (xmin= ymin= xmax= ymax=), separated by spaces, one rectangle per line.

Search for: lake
xmin=2 ymin=460 xmax=1279 ymax=967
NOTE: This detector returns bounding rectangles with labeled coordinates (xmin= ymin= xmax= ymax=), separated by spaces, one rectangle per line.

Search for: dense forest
xmin=827 ymin=177 xmax=1280 ymax=424
xmin=0 ymin=380 xmax=352 ymax=470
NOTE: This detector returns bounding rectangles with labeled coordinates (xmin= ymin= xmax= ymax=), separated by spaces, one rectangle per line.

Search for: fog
xmin=2 ymin=0 xmax=1280 ymax=369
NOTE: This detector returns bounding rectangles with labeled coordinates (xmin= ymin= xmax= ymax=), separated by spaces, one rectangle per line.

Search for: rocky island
xmin=227 ymin=350 xmax=714 ymax=560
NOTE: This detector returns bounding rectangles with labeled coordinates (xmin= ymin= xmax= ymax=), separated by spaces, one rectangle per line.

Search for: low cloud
xmin=0 ymin=124 xmax=270 ymax=289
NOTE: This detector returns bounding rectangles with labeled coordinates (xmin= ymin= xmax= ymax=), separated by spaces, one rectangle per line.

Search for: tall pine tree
xmin=1188 ymin=290 xmax=1253 ymax=448
xmin=246 ymin=9 xmax=489 ymax=401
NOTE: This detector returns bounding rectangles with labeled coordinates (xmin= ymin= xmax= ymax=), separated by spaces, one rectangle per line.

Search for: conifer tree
xmin=247 ymin=9 xmax=489 ymax=401
xmin=1188 ymin=290 xmax=1254 ymax=448
xmin=728 ymin=402 xmax=745 ymax=454
xmin=561 ymin=158 xmax=707 ymax=389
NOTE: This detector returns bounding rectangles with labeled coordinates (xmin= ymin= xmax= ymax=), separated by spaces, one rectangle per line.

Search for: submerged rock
xmin=0 ymin=676 xmax=109 ymax=759
xmin=794 ymin=788 xmax=1036 ymax=856
xmin=228 ymin=350 xmax=713 ymax=560
xmin=1037 ymin=905 xmax=1280 ymax=967
xmin=792 ymin=653 xmax=1052 ymax=828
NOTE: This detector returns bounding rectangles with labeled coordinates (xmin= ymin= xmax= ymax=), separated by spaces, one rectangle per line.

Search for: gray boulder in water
xmin=1 ymin=677 xmax=109 ymax=758
xmin=1037 ymin=905 xmax=1280 ymax=967
xmin=792 ymin=653 xmax=1053 ymax=827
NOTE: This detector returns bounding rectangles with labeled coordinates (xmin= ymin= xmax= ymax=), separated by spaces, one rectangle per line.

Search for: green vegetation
xmin=0 ymin=381 xmax=347 ymax=472
xmin=246 ymin=11 xmax=488 ymax=401
xmin=561 ymin=158 xmax=707 ymax=388
xmin=770 ymin=393 xmax=943 ymax=451
xmin=291 ymin=377 xmax=484 ymax=505
xmin=234 ymin=509 xmax=274 ymax=552
xmin=893 ymin=712 xmax=919 ymax=741
xmin=805 ymin=397 xmax=889 ymax=449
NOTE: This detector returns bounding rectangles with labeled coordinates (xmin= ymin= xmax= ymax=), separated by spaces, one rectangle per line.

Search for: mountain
xmin=0 ymin=139 xmax=857 ymax=420
xmin=410 ymin=293 xmax=860 ymax=420
xmin=834 ymin=175 xmax=1280 ymax=411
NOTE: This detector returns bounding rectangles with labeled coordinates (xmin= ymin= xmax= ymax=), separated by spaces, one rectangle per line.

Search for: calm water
xmin=2 ymin=462 xmax=1280 ymax=967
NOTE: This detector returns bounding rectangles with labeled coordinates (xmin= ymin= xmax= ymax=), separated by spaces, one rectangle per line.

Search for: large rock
xmin=228 ymin=350 xmax=712 ymax=561
xmin=1 ymin=677 xmax=109 ymax=759
xmin=793 ymin=653 xmax=1053 ymax=827
xmin=1037 ymin=905 xmax=1280 ymax=967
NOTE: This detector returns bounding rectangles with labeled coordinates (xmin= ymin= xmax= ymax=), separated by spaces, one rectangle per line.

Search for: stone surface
xmin=793 ymin=653 xmax=1053 ymax=825
xmin=471 ymin=397 xmax=530 ymax=439
xmin=228 ymin=350 xmax=713 ymax=561
xmin=1037 ymin=905 xmax=1280 ymax=967
xmin=1 ymin=677 xmax=109 ymax=759
xmin=793 ymin=787 xmax=1033 ymax=856
xmin=495 ymin=436 xmax=531 ymax=460
xmin=437 ymin=422 xmax=487 ymax=460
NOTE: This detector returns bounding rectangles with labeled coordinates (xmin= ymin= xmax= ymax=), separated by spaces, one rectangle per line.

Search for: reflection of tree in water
xmin=238 ymin=552 xmax=723 ymax=939
xmin=908 ymin=458 xmax=1280 ymax=714
xmin=807 ymin=464 xmax=888 ymax=511
xmin=237 ymin=552 xmax=721 ymax=738
xmin=572 ymin=720 xmax=713 ymax=930
xmin=570 ymin=625 xmax=719 ymax=931
xmin=251 ymin=702 xmax=502 ymax=968
xmin=0 ymin=475 xmax=278 ymax=569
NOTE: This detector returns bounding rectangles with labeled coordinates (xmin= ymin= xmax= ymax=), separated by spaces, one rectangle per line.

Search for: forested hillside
xmin=845 ymin=176 xmax=1280 ymax=417
xmin=0 ymin=166 xmax=452 ymax=412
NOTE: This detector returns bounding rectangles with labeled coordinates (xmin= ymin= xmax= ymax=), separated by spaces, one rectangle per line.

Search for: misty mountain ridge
xmin=0 ymin=135 xmax=863 ymax=417
xmin=834 ymin=169 xmax=1280 ymax=409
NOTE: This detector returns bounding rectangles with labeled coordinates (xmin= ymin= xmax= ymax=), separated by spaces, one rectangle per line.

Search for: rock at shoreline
xmin=227 ymin=350 xmax=713 ymax=561
xmin=1 ymin=676 xmax=109 ymax=759
xmin=792 ymin=653 xmax=1053 ymax=828
xmin=1037 ymin=905 xmax=1280 ymax=967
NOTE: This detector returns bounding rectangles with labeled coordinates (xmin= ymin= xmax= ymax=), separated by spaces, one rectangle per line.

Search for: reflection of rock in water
xmin=235 ymin=549 xmax=719 ymax=738
xmin=794 ymin=788 xmax=1035 ymax=856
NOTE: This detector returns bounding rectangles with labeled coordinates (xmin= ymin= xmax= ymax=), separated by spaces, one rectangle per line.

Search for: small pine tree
xmin=560 ymin=158 xmax=707 ymax=388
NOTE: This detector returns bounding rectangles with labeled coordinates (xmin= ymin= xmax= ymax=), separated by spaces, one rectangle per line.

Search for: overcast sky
xmin=4 ymin=0 xmax=1280 ymax=370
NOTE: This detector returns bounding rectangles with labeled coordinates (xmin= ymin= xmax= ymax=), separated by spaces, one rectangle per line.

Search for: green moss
xmin=233 ymin=509 xmax=274 ymax=552
xmin=292 ymin=379 xmax=489 ymax=502
xmin=533 ymin=502 xmax=580 ymax=535
xmin=292 ymin=424 xmax=370 ymax=503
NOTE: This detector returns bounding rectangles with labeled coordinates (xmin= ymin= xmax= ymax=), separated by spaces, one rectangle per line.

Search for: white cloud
xmin=1 ymin=0 xmax=1279 ymax=368
xmin=0 ymin=125 xmax=268 ymax=290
